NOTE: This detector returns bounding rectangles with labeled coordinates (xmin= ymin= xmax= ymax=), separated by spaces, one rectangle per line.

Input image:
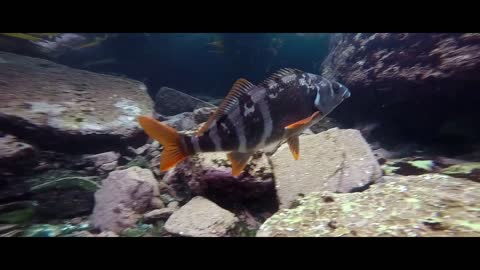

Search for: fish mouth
xmin=342 ymin=90 xmax=351 ymax=99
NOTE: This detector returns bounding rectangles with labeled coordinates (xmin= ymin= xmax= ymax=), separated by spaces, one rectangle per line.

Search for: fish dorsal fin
xmin=197 ymin=78 xmax=256 ymax=135
xmin=258 ymin=68 xmax=302 ymax=87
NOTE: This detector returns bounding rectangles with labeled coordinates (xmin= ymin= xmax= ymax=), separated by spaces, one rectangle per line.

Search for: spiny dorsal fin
xmin=258 ymin=68 xmax=302 ymax=88
xmin=196 ymin=78 xmax=256 ymax=135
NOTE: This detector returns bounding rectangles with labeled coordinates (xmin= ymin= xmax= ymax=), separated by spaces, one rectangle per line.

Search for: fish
xmin=138 ymin=68 xmax=351 ymax=177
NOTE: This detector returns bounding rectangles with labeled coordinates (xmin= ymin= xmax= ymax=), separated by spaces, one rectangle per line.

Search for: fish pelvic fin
xmin=287 ymin=136 xmax=300 ymax=160
xmin=227 ymin=151 xmax=253 ymax=177
xmin=138 ymin=115 xmax=190 ymax=172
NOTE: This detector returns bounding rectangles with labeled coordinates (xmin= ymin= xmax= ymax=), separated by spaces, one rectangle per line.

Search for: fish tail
xmin=138 ymin=116 xmax=191 ymax=171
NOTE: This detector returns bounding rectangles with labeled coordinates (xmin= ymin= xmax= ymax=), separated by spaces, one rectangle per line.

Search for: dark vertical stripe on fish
xmin=198 ymin=131 xmax=216 ymax=152
xmin=265 ymin=83 xmax=317 ymax=145
xmin=238 ymin=91 xmax=265 ymax=150
xmin=181 ymin=136 xmax=195 ymax=154
xmin=216 ymin=114 xmax=239 ymax=151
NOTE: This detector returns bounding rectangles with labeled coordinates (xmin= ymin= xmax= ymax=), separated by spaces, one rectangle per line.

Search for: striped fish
xmin=138 ymin=68 xmax=351 ymax=176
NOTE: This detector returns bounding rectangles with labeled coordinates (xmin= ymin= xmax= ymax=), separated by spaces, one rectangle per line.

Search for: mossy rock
xmin=257 ymin=174 xmax=480 ymax=237
xmin=441 ymin=162 xmax=480 ymax=182
xmin=229 ymin=221 xmax=257 ymax=237
xmin=26 ymin=170 xmax=99 ymax=219
xmin=382 ymin=158 xmax=435 ymax=176
xmin=119 ymin=224 xmax=155 ymax=237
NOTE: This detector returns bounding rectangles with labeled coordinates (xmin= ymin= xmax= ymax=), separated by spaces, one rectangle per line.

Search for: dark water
xmin=55 ymin=33 xmax=331 ymax=98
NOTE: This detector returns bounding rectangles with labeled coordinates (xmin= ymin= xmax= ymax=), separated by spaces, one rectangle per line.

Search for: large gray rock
xmin=0 ymin=51 xmax=152 ymax=152
xmin=154 ymin=87 xmax=215 ymax=117
xmin=164 ymin=196 xmax=238 ymax=237
xmin=90 ymin=166 xmax=160 ymax=233
xmin=271 ymin=128 xmax=382 ymax=209
xmin=257 ymin=174 xmax=480 ymax=237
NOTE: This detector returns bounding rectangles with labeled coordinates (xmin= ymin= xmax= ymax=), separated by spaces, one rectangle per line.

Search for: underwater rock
xmin=163 ymin=151 xmax=275 ymax=205
xmin=90 ymin=166 xmax=160 ymax=233
xmin=440 ymin=162 xmax=480 ymax=182
xmin=193 ymin=106 xmax=217 ymax=124
xmin=143 ymin=208 xmax=174 ymax=223
xmin=257 ymin=174 xmax=480 ymax=237
xmin=167 ymin=201 xmax=180 ymax=211
xmin=381 ymin=158 xmax=436 ymax=176
xmin=26 ymin=170 xmax=98 ymax=219
xmin=118 ymin=156 xmax=150 ymax=170
xmin=119 ymin=224 xmax=155 ymax=237
xmin=308 ymin=117 xmax=342 ymax=134
xmin=161 ymin=112 xmax=197 ymax=132
xmin=0 ymin=134 xmax=37 ymax=169
xmin=321 ymin=34 xmax=480 ymax=147
xmin=131 ymin=144 xmax=150 ymax=156
xmin=164 ymin=196 xmax=238 ymax=237
xmin=148 ymin=197 xmax=164 ymax=210
xmin=83 ymin=151 xmax=119 ymax=168
xmin=154 ymin=86 xmax=215 ymax=117
xmin=0 ymin=51 xmax=152 ymax=153
xmin=33 ymin=188 xmax=95 ymax=219
xmin=271 ymin=128 xmax=382 ymax=209
xmin=82 ymin=151 xmax=120 ymax=174
xmin=96 ymin=231 xmax=119 ymax=237
xmin=322 ymin=33 xmax=480 ymax=90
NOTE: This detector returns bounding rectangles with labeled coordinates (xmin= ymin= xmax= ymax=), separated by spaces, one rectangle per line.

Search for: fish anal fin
xmin=285 ymin=111 xmax=321 ymax=131
xmin=287 ymin=136 xmax=300 ymax=160
xmin=227 ymin=151 xmax=253 ymax=177
xmin=197 ymin=78 xmax=256 ymax=136
xmin=138 ymin=115 xmax=190 ymax=171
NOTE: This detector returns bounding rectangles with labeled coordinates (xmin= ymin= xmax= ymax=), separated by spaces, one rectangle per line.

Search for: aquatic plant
xmin=0 ymin=201 xmax=37 ymax=224
xmin=30 ymin=176 xmax=101 ymax=192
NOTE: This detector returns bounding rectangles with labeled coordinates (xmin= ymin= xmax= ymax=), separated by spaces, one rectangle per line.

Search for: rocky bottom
xmin=1 ymin=117 xmax=480 ymax=237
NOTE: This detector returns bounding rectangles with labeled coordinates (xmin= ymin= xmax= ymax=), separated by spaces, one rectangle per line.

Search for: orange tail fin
xmin=138 ymin=115 xmax=189 ymax=171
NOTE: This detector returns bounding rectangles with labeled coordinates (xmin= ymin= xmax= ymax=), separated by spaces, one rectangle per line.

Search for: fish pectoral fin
xmin=287 ymin=136 xmax=300 ymax=160
xmin=285 ymin=111 xmax=322 ymax=131
xmin=227 ymin=151 xmax=253 ymax=177
xmin=197 ymin=78 xmax=257 ymax=136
